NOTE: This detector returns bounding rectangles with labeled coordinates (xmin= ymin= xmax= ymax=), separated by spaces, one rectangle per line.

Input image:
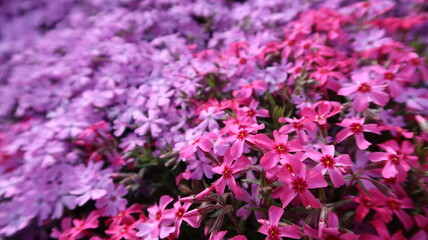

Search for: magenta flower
xmin=369 ymin=140 xmax=419 ymax=178
xmin=305 ymin=144 xmax=352 ymax=187
xmin=338 ymin=71 xmax=389 ymax=111
xmin=105 ymin=221 xmax=140 ymax=240
xmin=254 ymin=130 xmax=302 ymax=170
xmin=412 ymin=209 xmax=428 ymax=240
xmin=258 ymin=206 xmax=301 ymax=240
xmin=360 ymin=219 xmax=406 ymax=240
xmin=277 ymin=164 xmax=327 ymax=208
xmin=212 ymin=154 xmax=250 ymax=196
xmin=373 ymin=192 xmax=414 ymax=230
xmin=336 ymin=117 xmax=381 ymax=149
xmin=60 ymin=211 xmax=100 ymax=240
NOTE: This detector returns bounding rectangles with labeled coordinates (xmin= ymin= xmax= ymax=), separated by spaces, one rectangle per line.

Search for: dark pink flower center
xmin=239 ymin=58 xmax=247 ymax=65
xmin=386 ymin=198 xmax=400 ymax=210
xmin=156 ymin=211 xmax=162 ymax=220
xmin=237 ymin=130 xmax=249 ymax=140
xmin=350 ymin=122 xmax=364 ymax=134
xmin=291 ymin=177 xmax=308 ymax=193
xmin=303 ymin=43 xmax=311 ymax=49
xmin=176 ymin=207 xmax=185 ymax=218
xmin=388 ymin=154 xmax=400 ymax=165
xmin=293 ymin=122 xmax=303 ymax=130
xmin=247 ymin=109 xmax=256 ymax=117
xmin=320 ymin=155 xmax=336 ymax=169
xmin=411 ymin=58 xmax=420 ymax=65
xmin=384 ymin=72 xmax=395 ymax=80
xmin=357 ymin=83 xmax=371 ymax=94
xmin=275 ymin=143 xmax=288 ymax=154
xmin=285 ymin=163 xmax=294 ymax=173
xmin=295 ymin=67 xmax=302 ymax=74
xmin=223 ymin=166 xmax=233 ymax=178
xmin=361 ymin=197 xmax=372 ymax=207
xmin=268 ymin=225 xmax=281 ymax=239
xmin=320 ymin=68 xmax=329 ymax=74
xmin=288 ymin=39 xmax=296 ymax=46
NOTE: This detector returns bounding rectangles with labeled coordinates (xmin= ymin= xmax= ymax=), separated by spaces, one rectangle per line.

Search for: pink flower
xmin=258 ymin=206 xmax=301 ymax=240
xmin=335 ymin=117 xmax=381 ymax=149
xmin=254 ymin=130 xmax=302 ymax=170
xmin=279 ymin=117 xmax=317 ymax=145
xmin=136 ymin=195 xmax=175 ymax=239
xmin=369 ymin=140 xmax=419 ymax=178
xmin=301 ymin=101 xmax=341 ymax=125
xmin=236 ymin=100 xmax=270 ymax=123
xmin=212 ymin=154 xmax=250 ymax=196
xmin=338 ymin=71 xmax=389 ymax=111
xmin=179 ymin=132 xmax=216 ymax=160
xmin=172 ymin=200 xmax=200 ymax=238
xmin=225 ymin=123 xmax=264 ymax=159
xmin=305 ymin=144 xmax=352 ymax=187
xmin=277 ymin=164 xmax=327 ymax=208
xmin=105 ymin=221 xmax=140 ymax=240
xmin=232 ymin=80 xmax=267 ymax=103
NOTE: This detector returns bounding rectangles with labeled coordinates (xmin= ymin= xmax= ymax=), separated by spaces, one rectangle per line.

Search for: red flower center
xmin=247 ymin=109 xmax=256 ymax=117
xmin=237 ymin=130 xmax=248 ymax=140
xmin=388 ymin=154 xmax=400 ymax=165
xmin=293 ymin=122 xmax=303 ymax=130
xmin=275 ymin=143 xmax=288 ymax=154
xmin=350 ymin=123 xmax=364 ymax=134
xmin=320 ymin=69 xmax=329 ymax=74
xmin=268 ymin=225 xmax=281 ymax=239
xmin=411 ymin=58 xmax=419 ymax=65
xmin=239 ymin=58 xmax=247 ymax=65
xmin=320 ymin=155 xmax=336 ymax=169
xmin=288 ymin=39 xmax=296 ymax=46
xmin=295 ymin=67 xmax=302 ymax=74
xmin=386 ymin=198 xmax=400 ymax=210
xmin=384 ymin=72 xmax=395 ymax=80
xmin=357 ymin=83 xmax=371 ymax=94
xmin=291 ymin=177 xmax=308 ymax=193
xmin=303 ymin=43 xmax=311 ymax=49
xmin=176 ymin=208 xmax=185 ymax=218
xmin=156 ymin=211 xmax=162 ymax=220
xmin=223 ymin=166 xmax=233 ymax=178
xmin=285 ymin=163 xmax=294 ymax=173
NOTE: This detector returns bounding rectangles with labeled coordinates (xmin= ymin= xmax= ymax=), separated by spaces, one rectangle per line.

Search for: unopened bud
xmin=196 ymin=186 xmax=215 ymax=200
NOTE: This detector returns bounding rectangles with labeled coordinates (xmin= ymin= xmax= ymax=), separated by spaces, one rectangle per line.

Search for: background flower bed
xmin=0 ymin=0 xmax=427 ymax=239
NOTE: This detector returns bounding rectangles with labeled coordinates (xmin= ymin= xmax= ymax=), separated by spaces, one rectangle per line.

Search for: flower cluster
xmin=0 ymin=0 xmax=427 ymax=239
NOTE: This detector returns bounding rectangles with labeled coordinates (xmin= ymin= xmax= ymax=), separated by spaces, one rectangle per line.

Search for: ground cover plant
xmin=0 ymin=0 xmax=427 ymax=239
